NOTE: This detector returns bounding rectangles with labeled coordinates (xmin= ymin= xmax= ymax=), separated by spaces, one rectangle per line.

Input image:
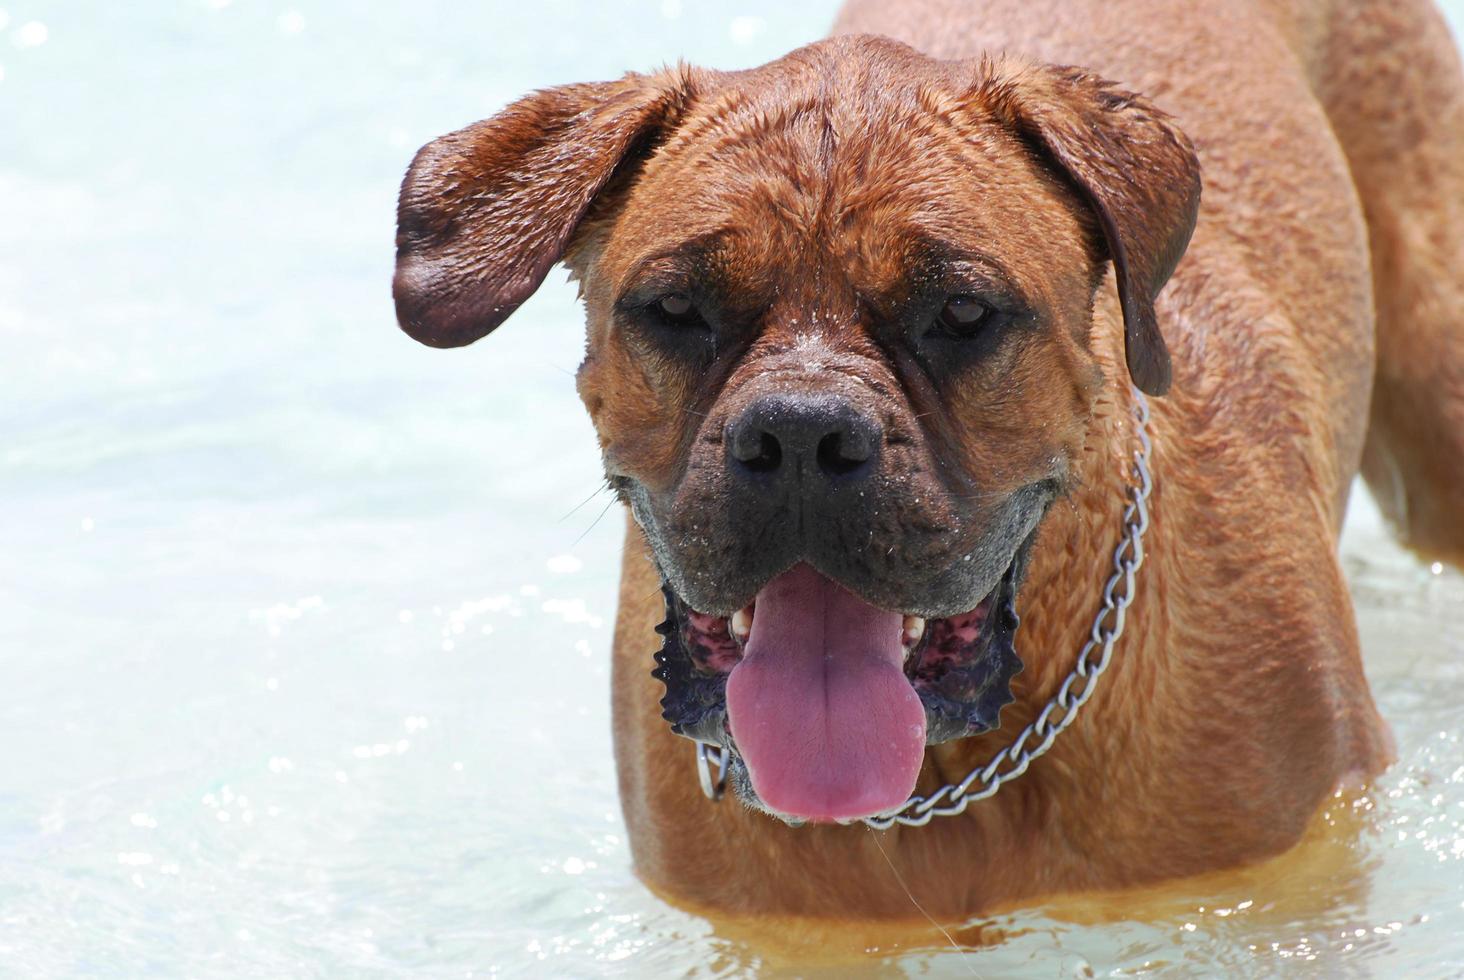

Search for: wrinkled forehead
xmin=598 ymin=46 xmax=1096 ymax=318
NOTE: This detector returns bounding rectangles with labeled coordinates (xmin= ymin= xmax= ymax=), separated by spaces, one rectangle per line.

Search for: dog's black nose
xmin=726 ymin=394 xmax=880 ymax=488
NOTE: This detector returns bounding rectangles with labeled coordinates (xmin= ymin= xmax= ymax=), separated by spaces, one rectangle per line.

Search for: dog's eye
xmin=655 ymin=293 xmax=700 ymax=324
xmin=935 ymin=295 xmax=994 ymax=337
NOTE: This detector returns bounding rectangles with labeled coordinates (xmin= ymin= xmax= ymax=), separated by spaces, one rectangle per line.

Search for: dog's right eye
xmin=935 ymin=295 xmax=997 ymax=337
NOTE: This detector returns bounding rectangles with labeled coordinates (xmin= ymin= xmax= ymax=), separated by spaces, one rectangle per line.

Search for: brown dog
xmin=393 ymin=0 xmax=1464 ymax=918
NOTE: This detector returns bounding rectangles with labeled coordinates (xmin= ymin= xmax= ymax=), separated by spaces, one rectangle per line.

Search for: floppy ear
xmin=982 ymin=63 xmax=1201 ymax=395
xmin=393 ymin=69 xmax=693 ymax=348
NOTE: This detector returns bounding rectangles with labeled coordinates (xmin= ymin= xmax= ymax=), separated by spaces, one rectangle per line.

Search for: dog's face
xmin=394 ymin=35 xmax=1198 ymax=823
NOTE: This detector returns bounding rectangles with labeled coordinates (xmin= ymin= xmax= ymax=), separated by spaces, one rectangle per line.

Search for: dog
xmin=392 ymin=0 xmax=1464 ymax=919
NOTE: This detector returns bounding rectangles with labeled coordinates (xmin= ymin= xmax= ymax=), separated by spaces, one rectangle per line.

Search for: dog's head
xmin=394 ymin=35 xmax=1199 ymax=823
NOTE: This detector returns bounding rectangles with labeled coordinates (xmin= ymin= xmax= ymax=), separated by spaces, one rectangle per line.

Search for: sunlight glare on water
xmin=1 ymin=1 xmax=1463 ymax=975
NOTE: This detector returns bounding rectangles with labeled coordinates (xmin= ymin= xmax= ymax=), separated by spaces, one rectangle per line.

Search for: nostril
xmin=817 ymin=430 xmax=871 ymax=476
xmin=729 ymin=416 xmax=783 ymax=473
xmin=742 ymin=431 xmax=782 ymax=473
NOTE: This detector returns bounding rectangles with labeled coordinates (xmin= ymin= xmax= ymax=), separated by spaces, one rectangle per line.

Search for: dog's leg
xmin=1317 ymin=0 xmax=1464 ymax=567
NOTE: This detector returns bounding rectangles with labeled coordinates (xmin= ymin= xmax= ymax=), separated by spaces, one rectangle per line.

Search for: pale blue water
xmin=2 ymin=2 xmax=1463 ymax=976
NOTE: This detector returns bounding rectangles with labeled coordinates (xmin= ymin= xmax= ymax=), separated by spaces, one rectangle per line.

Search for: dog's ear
xmin=982 ymin=63 xmax=1201 ymax=396
xmin=394 ymin=69 xmax=694 ymax=348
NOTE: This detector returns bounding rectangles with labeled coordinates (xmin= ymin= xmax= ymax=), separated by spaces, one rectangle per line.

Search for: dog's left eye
xmin=935 ymin=295 xmax=995 ymax=337
xmin=654 ymin=292 xmax=702 ymax=325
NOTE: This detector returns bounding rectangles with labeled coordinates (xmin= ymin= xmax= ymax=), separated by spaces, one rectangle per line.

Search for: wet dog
xmin=393 ymin=0 xmax=1464 ymax=918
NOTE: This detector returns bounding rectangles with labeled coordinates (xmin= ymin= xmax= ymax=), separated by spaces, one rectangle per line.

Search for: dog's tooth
xmin=730 ymin=605 xmax=753 ymax=643
xmin=902 ymin=615 xmax=926 ymax=651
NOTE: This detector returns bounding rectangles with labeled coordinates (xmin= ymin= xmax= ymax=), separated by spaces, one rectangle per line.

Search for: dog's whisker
xmin=573 ymin=496 xmax=620 ymax=546
xmin=947 ymin=490 xmax=1010 ymax=502
xmin=560 ymin=481 xmax=613 ymax=522
xmin=867 ymin=828 xmax=981 ymax=976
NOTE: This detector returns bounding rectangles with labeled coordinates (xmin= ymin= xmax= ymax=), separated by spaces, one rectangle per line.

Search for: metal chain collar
xmin=692 ymin=388 xmax=1155 ymax=829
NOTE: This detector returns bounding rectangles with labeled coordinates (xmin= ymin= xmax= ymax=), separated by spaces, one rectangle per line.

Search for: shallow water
xmin=2 ymin=1 xmax=1463 ymax=976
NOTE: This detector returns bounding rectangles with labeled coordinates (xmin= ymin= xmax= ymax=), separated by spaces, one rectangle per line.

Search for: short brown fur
xmin=394 ymin=0 xmax=1464 ymax=920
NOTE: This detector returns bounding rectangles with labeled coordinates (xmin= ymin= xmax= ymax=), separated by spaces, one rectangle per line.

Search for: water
xmin=1 ymin=1 xmax=1462 ymax=975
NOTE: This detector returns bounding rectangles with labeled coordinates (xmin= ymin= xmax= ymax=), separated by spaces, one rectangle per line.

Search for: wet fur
xmin=394 ymin=0 xmax=1464 ymax=919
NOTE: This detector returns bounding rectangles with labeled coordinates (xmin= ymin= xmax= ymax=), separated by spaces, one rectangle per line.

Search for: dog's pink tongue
xmin=725 ymin=564 xmax=926 ymax=821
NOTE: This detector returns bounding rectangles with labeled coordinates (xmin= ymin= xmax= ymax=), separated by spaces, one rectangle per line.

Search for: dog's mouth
xmin=652 ymin=549 xmax=1024 ymax=823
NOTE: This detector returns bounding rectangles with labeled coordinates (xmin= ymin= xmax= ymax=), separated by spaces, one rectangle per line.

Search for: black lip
xmin=907 ymin=552 xmax=1024 ymax=744
xmin=650 ymin=593 xmax=730 ymax=747
xmin=649 ymin=537 xmax=1032 ymax=810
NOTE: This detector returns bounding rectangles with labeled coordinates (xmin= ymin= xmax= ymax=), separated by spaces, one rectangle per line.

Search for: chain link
xmin=696 ymin=740 xmax=728 ymax=801
xmin=695 ymin=388 xmax=1154 ymax=828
